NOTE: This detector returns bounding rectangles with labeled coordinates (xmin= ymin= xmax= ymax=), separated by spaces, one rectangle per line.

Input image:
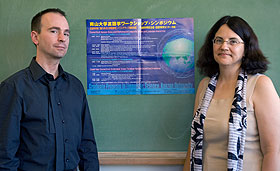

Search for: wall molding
xmin=99 ymin=151 xmax=187 ymax=165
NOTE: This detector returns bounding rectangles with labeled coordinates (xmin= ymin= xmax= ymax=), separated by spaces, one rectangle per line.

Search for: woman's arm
xmin=252 ymin=75 xmax=280 ymax=171
xmin=183 ymin=140 xmax=191 ymax=171
xmin=183 ymin=77 xmax=209 ymax=171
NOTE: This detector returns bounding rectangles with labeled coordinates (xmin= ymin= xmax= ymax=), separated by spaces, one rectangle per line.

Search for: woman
xmin=183 ymin=16 xmax=280 ymax=171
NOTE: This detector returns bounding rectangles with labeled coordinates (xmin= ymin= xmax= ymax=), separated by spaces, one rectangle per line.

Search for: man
xmin=0 ymin=8 xmax=99 ymax=170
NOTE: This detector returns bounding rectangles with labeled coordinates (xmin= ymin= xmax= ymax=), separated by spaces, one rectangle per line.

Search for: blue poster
xmin=86 ymin=18 xmax=194 ymax=95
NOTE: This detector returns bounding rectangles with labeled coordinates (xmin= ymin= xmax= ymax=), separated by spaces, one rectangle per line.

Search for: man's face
xmin=33 ymin=12 xmax=70 ymax=60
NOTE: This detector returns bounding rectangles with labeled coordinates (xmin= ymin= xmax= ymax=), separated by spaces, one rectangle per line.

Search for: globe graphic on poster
xmin=157 ymin=31 xmax=194 ymax=78
xmin=162 ymin=38 xmax=194 ymax=73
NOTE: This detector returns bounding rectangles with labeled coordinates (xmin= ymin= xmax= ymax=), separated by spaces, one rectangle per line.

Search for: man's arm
xmin=78 ymin=94 xmax=99 ymax=171
xmin=0 ymin=82 xmax=21 ymax=170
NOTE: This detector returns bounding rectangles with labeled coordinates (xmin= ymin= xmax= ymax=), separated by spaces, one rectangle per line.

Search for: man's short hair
xmin=31 ymin=8 xmax=66 ymax=33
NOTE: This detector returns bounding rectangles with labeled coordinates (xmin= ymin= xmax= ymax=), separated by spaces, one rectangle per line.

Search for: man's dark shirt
xmin=0 ymin=58 xmax=99 ymax=171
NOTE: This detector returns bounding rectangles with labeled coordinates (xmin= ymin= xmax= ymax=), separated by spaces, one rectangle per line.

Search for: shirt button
xmin=57 ymin=102 xmax=61 ymax=105
xmin=62 ymin=120 xmax=65 ymax=124
xmin=65 ymin=139 xmax=69 ymax=143
xmin=66 ymin=159 xmax=69 ymax=162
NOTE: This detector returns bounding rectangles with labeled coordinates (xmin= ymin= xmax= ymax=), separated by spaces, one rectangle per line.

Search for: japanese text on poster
xmin=86 ymin=18 xmax=194 ymax=95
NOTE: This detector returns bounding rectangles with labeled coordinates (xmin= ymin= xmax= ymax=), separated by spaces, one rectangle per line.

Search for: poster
xmin=86 ymin=18 xmax=194 ymax=95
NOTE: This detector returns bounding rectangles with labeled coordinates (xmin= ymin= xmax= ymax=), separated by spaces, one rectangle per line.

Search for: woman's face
xmin=213 ymin=24 xmax=245 ymax=69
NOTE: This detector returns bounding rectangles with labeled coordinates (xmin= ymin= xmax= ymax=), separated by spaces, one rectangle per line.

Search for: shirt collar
xmin=29 ymin=57 xmax=68 ymax=81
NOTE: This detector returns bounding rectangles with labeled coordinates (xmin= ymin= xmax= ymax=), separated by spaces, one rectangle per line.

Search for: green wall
xmin=1 ymin=0 xmax=279 ymax=152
